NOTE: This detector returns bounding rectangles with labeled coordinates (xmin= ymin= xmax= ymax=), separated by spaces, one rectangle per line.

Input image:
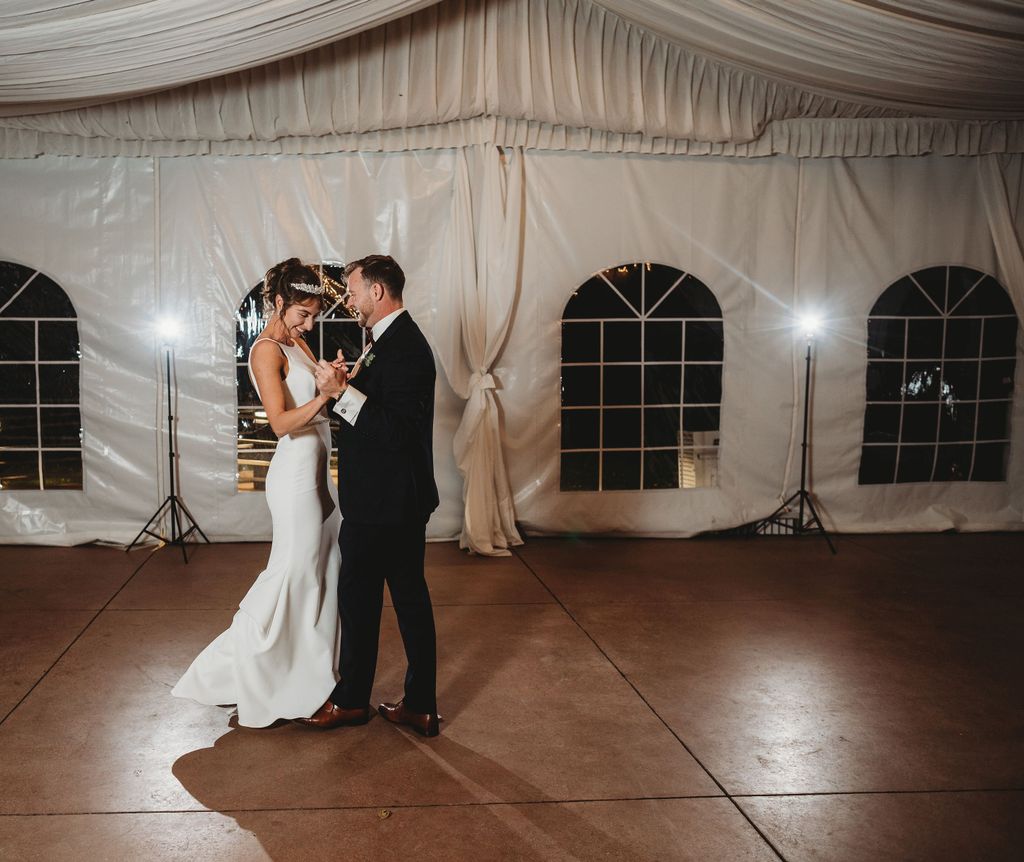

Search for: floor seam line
xmin=0 ymin=794 xmax=733 ymax=817
xmin=5 ymin=786 xmax=1020 ymax=818
xmin=730 ymin=787 xmax=1024 ymax=798
xmin=511 ymin=547 xmax=790 ymax=862
xmin=0 ymin=547 xmax=160 ymax=728
xmin=98 ymin=600 xmax=559 ymax=612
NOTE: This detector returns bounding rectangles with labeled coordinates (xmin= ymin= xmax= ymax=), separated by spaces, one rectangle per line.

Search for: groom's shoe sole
xmin=294 ymin=701 xmax=372 ymax=730
xmin=378 ymin=701 xmax=440 ymax=737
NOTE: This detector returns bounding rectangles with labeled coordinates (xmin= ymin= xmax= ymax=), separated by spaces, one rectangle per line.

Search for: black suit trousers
xmin=331 ymin=518 xmax=437 ymax=714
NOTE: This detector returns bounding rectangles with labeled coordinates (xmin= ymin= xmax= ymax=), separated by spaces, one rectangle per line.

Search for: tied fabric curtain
xmin=439 ymin=146 xmax=525 ymax=555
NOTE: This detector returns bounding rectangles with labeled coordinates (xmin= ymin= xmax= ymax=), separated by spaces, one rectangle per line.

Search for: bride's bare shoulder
xmin=250 ymin=338 xmax=285 ymax=367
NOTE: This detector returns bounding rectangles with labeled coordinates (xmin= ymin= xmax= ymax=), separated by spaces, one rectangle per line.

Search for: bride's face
xmin=276 ymin=296 xmax=321 ymax=340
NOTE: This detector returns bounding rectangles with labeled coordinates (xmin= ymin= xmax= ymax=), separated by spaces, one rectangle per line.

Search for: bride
xmin=172 ymin=258 xmax=343 ymax=727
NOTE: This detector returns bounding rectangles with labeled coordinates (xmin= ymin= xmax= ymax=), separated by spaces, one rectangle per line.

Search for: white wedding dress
xmin=172 ymin=337 xmax=341 ymax=727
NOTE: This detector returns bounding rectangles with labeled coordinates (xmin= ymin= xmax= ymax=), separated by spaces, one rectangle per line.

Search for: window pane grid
xmin=638 ymin=308 xmax=645 ymax=460
xmin=0 ymin=267 xmax=83 ymax=492
xmin=928 ymin=315 xmax=950 ymax=478
xmin=560 ymin=263 xmax=722 ymax=492
xmin=562 ymin=401 xmax=722 ymax=409
xmin=969 ymin=320 xmax=986 ymax=479
xmin=597 ymin=320 xmax=604 ymax=490
xmin=860 ymin=266 xmax=1017 ymax=485
xmin=559 ymin=316 xmax=721 ymax=322
xmin=0 ymin=317 xmax=76 ymax=323
xmin=562 ymin=360 xmax=723 ymax=366
xmin=235 ymin=278 xmax=360 ymax=492
xmin=869 ymin=314 xmax=1016 ymax=320
xmin=0 ymin=446 xmax=82 ymax=451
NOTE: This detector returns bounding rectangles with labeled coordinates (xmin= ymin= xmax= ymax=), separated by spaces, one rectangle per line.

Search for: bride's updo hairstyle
xmin=261 ymin=258 xmax=325 ymax=317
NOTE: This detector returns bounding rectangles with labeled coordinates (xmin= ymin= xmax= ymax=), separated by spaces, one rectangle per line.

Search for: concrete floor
xmin=0 ymin=534 xmax=1021 ymax=860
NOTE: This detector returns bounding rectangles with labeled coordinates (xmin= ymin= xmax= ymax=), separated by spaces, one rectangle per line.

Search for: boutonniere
xmin=363 ymin=351 xmax=376 ymax=368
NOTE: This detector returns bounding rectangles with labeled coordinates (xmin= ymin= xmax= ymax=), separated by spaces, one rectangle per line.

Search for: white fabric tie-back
xmin=470 ymin=372 xmax=497 ymax=391
xmin=440 ymin=146 xmax=524 ymax=556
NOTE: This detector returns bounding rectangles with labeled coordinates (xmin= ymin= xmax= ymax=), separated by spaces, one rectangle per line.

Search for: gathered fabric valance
xmin=1 ymin=0 xmax=1022 ymax=159
xmin=3 ymin=115 xmax=1023 ymax=160
xmin=2 ymin=113 xmax=1024 ymax=160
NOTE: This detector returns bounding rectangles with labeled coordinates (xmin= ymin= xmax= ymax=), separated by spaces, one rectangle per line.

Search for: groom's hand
xmin=315 ymin=359 xmax=347 ymax=399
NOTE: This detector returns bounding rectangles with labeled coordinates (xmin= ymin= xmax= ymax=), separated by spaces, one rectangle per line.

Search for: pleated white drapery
xmin=2 ymin=0 xmax=1022 ymax=160
xmin=3 ymin=0 xmax=1021 ymax=119
xmin=439 ymin=146 xmax=525 ymax=556
xmin=980 ymin=155 xmax=1024 ymax=319
xmin=0 ymin=0 xmax=440 ymax=114
xmin=601 ymin=0 xmax=1024 ymax=118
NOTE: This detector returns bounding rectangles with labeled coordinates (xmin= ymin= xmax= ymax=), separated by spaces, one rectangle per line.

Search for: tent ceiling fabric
xmin=0 ymin=0 xmax=1021 ymax=158
xmin=1 ymin=0 xmax=1021 ymax=118
xmin=2 ymin=0 xmax=1015 ymax=157
xmin=0 ymin=0 xmax=441 ymax=114
xmin=597 ymin=0 xmax=1024 ymax=118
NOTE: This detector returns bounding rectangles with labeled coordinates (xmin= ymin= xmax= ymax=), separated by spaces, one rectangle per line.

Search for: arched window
xmin=235 ymin=263 xmax=367 ymax=492
xmin=0 ymin=262 xmax=82 ymax=490
xmin=560 ymin=262 xmax=723 ymax=492
xmin=860 ymin=265 xmax=1018 ymax=484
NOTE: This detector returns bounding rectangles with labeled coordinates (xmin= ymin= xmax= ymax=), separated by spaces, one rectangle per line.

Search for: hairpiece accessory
xmin=290 ymin=282 xmax=325 ymax=295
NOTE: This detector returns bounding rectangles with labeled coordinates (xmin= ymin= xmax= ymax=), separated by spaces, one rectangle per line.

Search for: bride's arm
xmin=250 ymin=341 xmax=329 ymax=438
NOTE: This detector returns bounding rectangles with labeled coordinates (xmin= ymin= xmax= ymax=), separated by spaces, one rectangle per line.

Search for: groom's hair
xmin=345 ymin=255 xmax=405 ymax=300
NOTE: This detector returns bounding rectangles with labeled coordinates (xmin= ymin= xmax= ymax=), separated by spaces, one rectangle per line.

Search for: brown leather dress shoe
xmin=377 ymin=699 xmax=440 ymax=737
xmin=294 ymin=700 xmax=371 ymax=729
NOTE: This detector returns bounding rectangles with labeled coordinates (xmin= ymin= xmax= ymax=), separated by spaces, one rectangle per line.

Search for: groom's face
xmin=345 ymin=268 xmax=378 ymax=330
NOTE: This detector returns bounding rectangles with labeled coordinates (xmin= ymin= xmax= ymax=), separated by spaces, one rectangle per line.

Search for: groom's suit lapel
xmin=357 ymin=311 xmax=409 ymax=395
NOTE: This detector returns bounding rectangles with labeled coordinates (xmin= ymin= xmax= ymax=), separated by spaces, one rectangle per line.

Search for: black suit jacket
xmin=334 ymin=311 xmax=440 ymax=525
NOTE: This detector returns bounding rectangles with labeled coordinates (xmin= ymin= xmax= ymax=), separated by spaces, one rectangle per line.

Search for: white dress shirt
xmin=332 ymin=307 xmax=406 ymax=426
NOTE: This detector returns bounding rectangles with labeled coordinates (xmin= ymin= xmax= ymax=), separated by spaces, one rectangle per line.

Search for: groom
xmin=299 ymin=254 xmax=441 ymax=737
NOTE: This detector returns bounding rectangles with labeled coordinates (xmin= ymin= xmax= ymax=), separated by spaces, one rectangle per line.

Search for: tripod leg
xmin=168 ymin=498 xmax=190 ymax=563
xmin=126 ymin=497 xmax=173 ymax=551
xmin=176 ymin=499 xmax=211 ymax=543
xmin=800 ymin=492 xmax=837 ymax=555
xmin=755 ymin=490 xmax=802 ymax=534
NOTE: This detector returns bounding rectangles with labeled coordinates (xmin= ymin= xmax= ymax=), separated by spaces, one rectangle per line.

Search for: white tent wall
xmin=0 ymin=151 xmax=466 ymax=544
xmin=156 ymin=151 xmax=465 ymax=543
xmin=504 ymin=150 xmax=1024 ymax=535
xmin=506 ymin=151 xmax=801 ymax=534
xmin=799 ymin=155 xmax=1024 ymax=532
xmin=0 ymin=157 xmax=161 ymax=544
xmin=1 ymin=148 xmax=1022 ymax=542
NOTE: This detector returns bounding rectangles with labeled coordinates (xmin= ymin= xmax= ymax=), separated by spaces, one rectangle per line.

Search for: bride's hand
xmin=332 ymin=349 xmax=362 ymax=380
xmin=315 ymin=358 xmax=347 ymax=398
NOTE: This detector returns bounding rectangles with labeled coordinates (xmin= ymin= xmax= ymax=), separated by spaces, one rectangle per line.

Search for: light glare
xmin=156 ymin=316 xmax=181 ymax=342
xmin=798 ymin=313 xmax=821 ymax=339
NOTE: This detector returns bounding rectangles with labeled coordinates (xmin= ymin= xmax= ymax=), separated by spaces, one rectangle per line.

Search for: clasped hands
xmin=314 ymin=350 xmax=355 ymax=399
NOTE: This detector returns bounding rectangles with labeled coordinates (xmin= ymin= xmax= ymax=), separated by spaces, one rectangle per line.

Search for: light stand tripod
xmin=127 ymin=337 xmax=209 ymax=563
xmin=754 ymin=332 xmax=836 ymax=554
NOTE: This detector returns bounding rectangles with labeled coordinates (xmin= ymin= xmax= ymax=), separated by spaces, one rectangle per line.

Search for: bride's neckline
xmin=257 ymin=333 xmax=301 ymax=349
